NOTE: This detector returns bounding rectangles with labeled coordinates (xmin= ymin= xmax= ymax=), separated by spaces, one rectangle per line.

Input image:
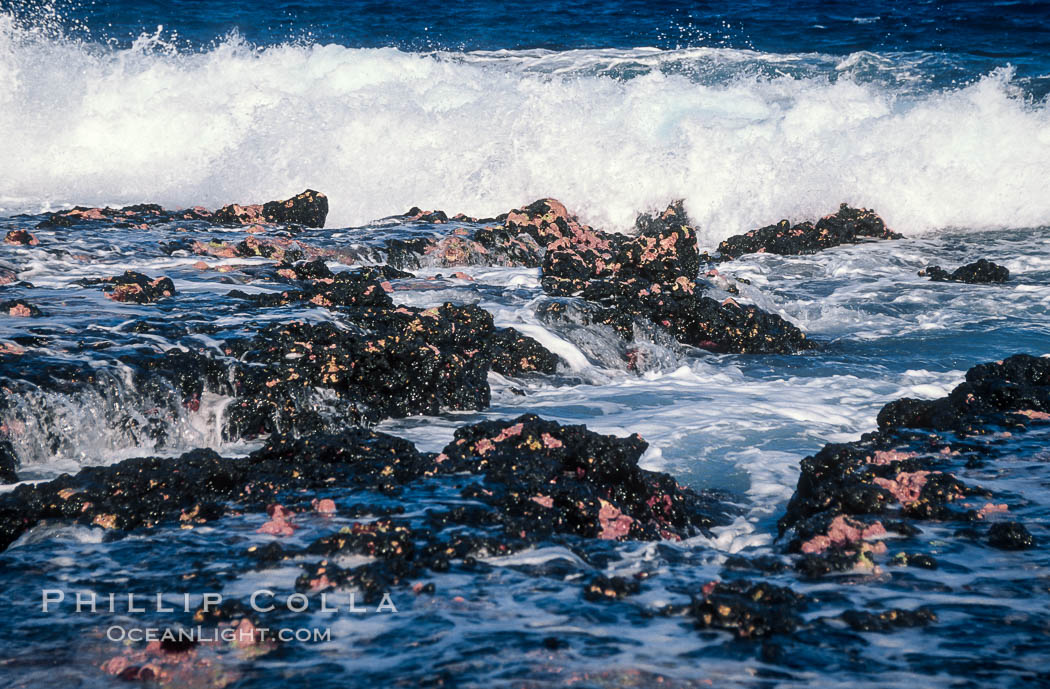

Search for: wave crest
xmin=1 ymin=19 xmax=1049 ymax=240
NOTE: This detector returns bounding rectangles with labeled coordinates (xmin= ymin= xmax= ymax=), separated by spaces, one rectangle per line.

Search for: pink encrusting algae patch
xmin=257 ymin=503 xmax=297 ymax=536
xmin=597 ymin=500 xmax=633 ymax=540
xmin=873 ymin=471 xmax=932 ymax=505
xmin=870 ymin=450 xmax=918 ymax=465
xmin=493 ymin=423 xmax=524 ymax=442
xmin=800 ymin=515 xmax=887 ymax=554
xmin=531 ymin=495 xmax=554 ymax=508
xmin=312 ymin=498 xmax=337 ymax=514
xmin=540 ymin=433 xmax=563 ymax=448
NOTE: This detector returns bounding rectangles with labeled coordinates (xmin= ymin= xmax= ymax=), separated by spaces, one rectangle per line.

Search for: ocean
xmin=0 ymin=1 xmax=1048 ymax=687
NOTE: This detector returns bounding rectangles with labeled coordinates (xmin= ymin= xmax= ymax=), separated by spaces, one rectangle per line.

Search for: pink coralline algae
xmin=976 ymin=502 xmax=1009 ymax=518
xmin=257 ymin=504 xmax=297 ymax=536
xmin=870 ymin=450 xmax=918 ymax=465
xmin=312 ymin=498 xmax=337 ymax=514
xmin=540 ymin=433 xmax=563 ymax=449
xmin=493 ymin=423 xmax=524 ymax=442
xmin=800 ymin=515 xmax=887 ymax=554
xmin=531 ymin=495 xmax=554 ymax=508
xmin=874 ymin=471 xmax=932 ymax=505
xmin=598 ymin=501 xmax=634 ymax=540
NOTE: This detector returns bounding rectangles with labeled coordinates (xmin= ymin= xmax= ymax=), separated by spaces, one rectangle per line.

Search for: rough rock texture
xmin=714 ymin=204 xmax=902 ymax=260
xmin=4 ymin=230 xmax=38 ymax=246
xmin=436 ymin=414 xmax=730 ymax=541
xmin=987 ymin=521 xmax=1034 ymax=550
xmin=221 ymin=266 xmax=559 ymax=433
xmin=213 ymin=189 xmax=329 ymax=228
xmin=261 ymin=189 xmax=329 ymax=228
xmin=689 ymin=580 xmax=805 ymax=638
xmin=876 ymin=354 xmax=1050 ymax=434
xmin=528 ymin=200 xmax=811 ymax=354
xmin=0 ymin=440 xmax=18 ymax=483
xmin=920 ymin=259 xmax=1010 ymax=284
xmin=541 ymin=201 xmax=699 ymax=297
xmin=779 ymin=354 xmax=1049 ymax=574
xmin=481 ymin=327 xmax=559 ymax=377
xmin=1 ymin=299 xmax=43 ymax=317
xmin=0 ymin=428 xmax=428 ymax=551
xmin=79 ymin=271 xmax=177 ymax=304
xmin=35 ymin=190 xmax=328 ymax=231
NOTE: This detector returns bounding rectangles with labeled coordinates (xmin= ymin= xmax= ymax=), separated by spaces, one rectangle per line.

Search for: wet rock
xmin=987 ymin=521 xmax=1034 ymax=550
xmin=228 ymin=267 xmax=393 ymax=310
xmin=583 ymin=574 xmax=640 ymax=601
xmin=35 ymin=203 xmax=171 ymax=229
xmin=472 ymin=226 xmax=544 ymax=267
xmin=80 ymin=271 xmax=176 ymax=304
xmin=780 ymin=354 xmax=1048 ymax=578
xmin=437 ymin=414 xmax=731 ymax=541
xmin=889 ymin=552 xmax=938 ymax=569
xmin=689 ymin=580 xmax=805 ymax=638
xmin=297 ymin=558 xmax=419 ymax=604
xmin=541 ymin=201 xmax=699 ymax=296
xmin=0 ymin=299 xmax=43 ymax=317
xmin=920 ymin=258 xmax=1010 ymax=284
xmin=536 ymin=201 xmax=811 ymax=355
xmin=501 ymin=198 xmax=589 ymax=248
xmin=211 ymin=190 xmax=329 ymax=228
xmin=0 ymin=426 xmax=433 ymax=551
xmin=262 ymin=189 xmax=329 ymax=228
xmin=211 ymin=203 xmax=266 ymax=226
xmin=402 ymin=207 xmax=450 ymax=223
xmin=0 ymin=440 xmax=17 ymax=483
xmin=722 ymin=554 xmax=788 ymax=574
xmin=4 ymin=230 xmax=38 ymax=246
xmin=876 ymin=354 xmax=1050 ymax=434
xmin=482 ymin=327 xmax=559 ymax=376
xmin=839 ymin=607 xmax=936 ymax=632
xmin=714 ymin=204 xmax=901 ymax=260
xmin=248 ymin=430 xmax=430 ymax=494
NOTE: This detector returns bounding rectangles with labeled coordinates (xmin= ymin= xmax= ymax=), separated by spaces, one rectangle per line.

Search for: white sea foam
xmin=1 ymin=18 xmax=1049 ymax=240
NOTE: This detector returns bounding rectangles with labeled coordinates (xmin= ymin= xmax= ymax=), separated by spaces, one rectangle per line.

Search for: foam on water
xmin=3 ymin=17 xmax=1050 ymax=240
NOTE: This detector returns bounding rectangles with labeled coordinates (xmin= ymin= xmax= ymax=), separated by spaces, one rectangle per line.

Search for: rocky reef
xmin=920 ymin=258 xmax=1010 ymax=283
xmin=713 ymin=203 xmax=902 ymax=260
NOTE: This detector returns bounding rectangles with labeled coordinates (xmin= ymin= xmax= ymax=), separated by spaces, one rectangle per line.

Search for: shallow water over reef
xmin=0 ymin=200 xmax=1046 ymax=688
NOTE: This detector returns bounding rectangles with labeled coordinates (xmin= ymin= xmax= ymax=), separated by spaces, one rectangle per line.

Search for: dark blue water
xmin=8 ymin=0 xmax=1050 ymax=71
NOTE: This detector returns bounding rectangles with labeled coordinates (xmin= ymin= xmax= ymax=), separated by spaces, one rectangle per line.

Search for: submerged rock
xmin=839 ymin=607 xmax=937 ymax=632
xmin=987 ymin=521 xmax=1034 ymax=550
xmin=584 ymin=574 xmax=640 ymax=601
xmin=920 ymin=258 xmax=1009 ymax=284
xmin=0 ymin=299 xmax=43 ymax=317
xmin=4 ymin=230 xmax=38 ymax=246
xmin=714 ymin=204 xmax=901 ymax=260
xmin=779 ymin=354 xmax=1049 ymax=574
xmin=77 ymin=270 xmax=176 ymax=304
xmin=689 ymin=580 xmax=805 ymax=638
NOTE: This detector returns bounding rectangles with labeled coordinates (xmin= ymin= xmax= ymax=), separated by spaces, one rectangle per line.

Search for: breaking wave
xmin=2 ymin=15 xmax=1050 ymax=241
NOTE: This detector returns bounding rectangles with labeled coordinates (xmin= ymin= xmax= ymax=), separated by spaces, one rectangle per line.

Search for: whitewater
xmin=1 ymin=4 xmax=1049 ymax=687
xmin=2 ymin=19 xmax=1050 ymax=240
